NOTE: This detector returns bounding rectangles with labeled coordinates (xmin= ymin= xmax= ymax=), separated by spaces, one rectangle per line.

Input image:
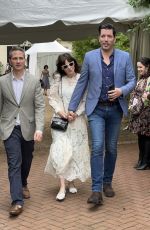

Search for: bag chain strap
xmin=60 ymin=77 xmax=66 ymax=113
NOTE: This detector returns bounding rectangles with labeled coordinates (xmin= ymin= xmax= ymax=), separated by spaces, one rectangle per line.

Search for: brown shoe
xmin=103 ymin=184 xmax=115 ymax=197
xmin=9 ymin=204 xmax=23 ymax=216
xmin=23 ymin=186 xmax=30 ymax=199
xmin=87 ymin=192 xmax=103 ymax=205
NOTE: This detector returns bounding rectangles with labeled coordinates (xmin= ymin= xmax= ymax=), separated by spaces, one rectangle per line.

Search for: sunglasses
xmin=61 ymin=61 xmax=74 ymax=70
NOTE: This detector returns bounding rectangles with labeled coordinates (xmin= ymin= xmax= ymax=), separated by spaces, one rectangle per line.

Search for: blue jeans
xmin=88 ymin=103 xmax=123 ymax=192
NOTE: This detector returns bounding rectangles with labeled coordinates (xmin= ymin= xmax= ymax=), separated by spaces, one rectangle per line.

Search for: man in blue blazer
xmin=68 ymin=24 xmax=136 ymax=205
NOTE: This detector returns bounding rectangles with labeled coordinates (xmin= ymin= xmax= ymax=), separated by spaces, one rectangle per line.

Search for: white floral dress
xmin=44 ymin=73 xmax=91 ymax=182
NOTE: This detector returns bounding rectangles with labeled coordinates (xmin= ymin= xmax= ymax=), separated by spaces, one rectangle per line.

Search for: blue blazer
xmin=68 ymin=48 xmax=136 ymax=116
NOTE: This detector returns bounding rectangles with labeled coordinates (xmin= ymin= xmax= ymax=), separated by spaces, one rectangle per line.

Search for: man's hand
xmin=108 ymin=88 xmax=122 ymax=101
xmin=68 ymin=111 xmax=77 ymax=122
xmin=34 ymin=131 xmax=43 ymax=142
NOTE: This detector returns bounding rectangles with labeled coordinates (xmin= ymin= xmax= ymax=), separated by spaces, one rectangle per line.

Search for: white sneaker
xmin=56 ymin=190 xmax=66 ymax=201
xmin=69 ymin=187 xmax=77 ymax=194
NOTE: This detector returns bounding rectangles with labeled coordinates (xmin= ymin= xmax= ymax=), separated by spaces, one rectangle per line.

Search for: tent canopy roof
xmin=25 ymin=41 xmax=71 ymax=55
xmin=1 ymin=0 xmax=149 ymax=27
xmin=0 ymin=0 xmax=149 ymax=44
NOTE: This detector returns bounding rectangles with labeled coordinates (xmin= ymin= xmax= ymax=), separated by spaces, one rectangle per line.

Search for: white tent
xmin=25 ymin=41 xmax=71 ymax=78
xmin=0 ymin=0 xmax=149 ymax=44
xmin=0 ymin=0 xmax=149 ymax=66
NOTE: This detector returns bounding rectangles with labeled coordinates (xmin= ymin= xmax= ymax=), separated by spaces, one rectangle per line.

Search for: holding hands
xmin=57 ymin=110 xmax=78 ymax=122
xmin=57 ymin=111 xmax=68 ymax=119
xmin=68 ymin=111 xmax=78 ymax=122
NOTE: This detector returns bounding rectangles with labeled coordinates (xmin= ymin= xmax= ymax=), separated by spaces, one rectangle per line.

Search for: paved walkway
xmin=0 ymin=98 xmax=150 ymax=230
xmin=0 ymin=142 xmax=150 ymax=230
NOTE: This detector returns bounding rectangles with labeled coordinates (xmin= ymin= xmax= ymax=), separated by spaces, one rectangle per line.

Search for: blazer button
xmin=14 ymin=117 xmax=16 ymax=119
xmin=18 ymin=106 xmax=20 ymax=108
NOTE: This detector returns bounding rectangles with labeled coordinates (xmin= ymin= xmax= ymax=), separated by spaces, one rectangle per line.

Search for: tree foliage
xmin=72 ymin=33 xmax=129 ymax=64
xmin=72 ymin=38 xmax=99 ymax=64
xmin=115 ymin=33 xmax=130 ymax=52
xmin=128 ymin=0 xmax=150 ymax=32
xmin=128 ymin=0 xmax=150 ymax=8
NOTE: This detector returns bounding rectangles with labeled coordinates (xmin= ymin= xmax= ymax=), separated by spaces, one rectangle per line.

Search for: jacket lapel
xmin=114 ymin=49 xmax=119 ymax=81
xmin=6 ymin=73 xmax=17 ymax=104
xmin=19 ymin=73 xmax=30 ymax=103
xmin=96 ymin=48 xmax=102 ymax=73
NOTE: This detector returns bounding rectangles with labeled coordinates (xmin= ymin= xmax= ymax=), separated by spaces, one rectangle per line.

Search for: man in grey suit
xmin=0 ymin=47 xmax=45 ymax=216
xmin=68 ymin=24 xmax=136 ymax=205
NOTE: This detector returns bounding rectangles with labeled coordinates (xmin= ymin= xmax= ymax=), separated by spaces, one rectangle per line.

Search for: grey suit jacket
xmin=69 ymin=48 xmax=136 ymax=116
xmin=0 ymin=71 xmax=45 ymax=140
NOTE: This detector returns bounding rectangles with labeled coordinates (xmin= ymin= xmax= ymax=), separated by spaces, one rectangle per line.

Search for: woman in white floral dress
xmin=45 ymin=53 xmax=90 ymax=201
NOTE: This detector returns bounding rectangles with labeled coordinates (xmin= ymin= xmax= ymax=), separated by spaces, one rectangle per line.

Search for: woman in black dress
xmin=129 ymin=57 xmax=150 ymax=170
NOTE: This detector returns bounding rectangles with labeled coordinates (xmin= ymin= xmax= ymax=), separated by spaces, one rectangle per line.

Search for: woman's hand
xmin=57 ymin=111 xmax=68 ymax=119
xmin=142 ymin=92 xmax=149 ymax=102
xmin=147 ymin=93 xmax=150 ymax=100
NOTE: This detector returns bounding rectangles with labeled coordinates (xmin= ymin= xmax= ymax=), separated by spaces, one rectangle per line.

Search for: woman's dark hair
xmin=139 ymin=57 xmax=150 ymax=77
xmin=98 ymin=23 xmax=116 ymax=37
xmin=44 ymin=65 xmax=48 ymax=69
xmin=56 ymin=53 xmax=80 ymax=76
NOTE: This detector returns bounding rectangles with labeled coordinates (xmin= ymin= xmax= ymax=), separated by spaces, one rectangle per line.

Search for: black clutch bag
xmin=40 ymin=79 xmax=44 ymax=88
xmin=50 ymin=77 xmax=68 ymax=132
xmin=51 ymin=117 xmax=68 ymax=131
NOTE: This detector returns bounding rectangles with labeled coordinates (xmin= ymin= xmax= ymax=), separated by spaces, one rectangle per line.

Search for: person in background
xmin=0 ymin=46 xmax=45 ymax=216
xmin=68 ymin=23 xmax=136 ymax=206
xmin=40 ymin=65 xmax=50 ymax=95
xmin=45 ymin=53 xmax=90 ymax=201
xmin=4 ymin=63 xmax=11 ymax=75
xmin=128 ymin=57 xmax=150 ymax=170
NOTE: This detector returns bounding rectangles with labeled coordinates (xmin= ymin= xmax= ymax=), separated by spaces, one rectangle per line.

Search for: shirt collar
xmin=100 ymin=49 xmax=114 ymax=59
xmin=12 ymin=72 xmax=25 ymax=81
